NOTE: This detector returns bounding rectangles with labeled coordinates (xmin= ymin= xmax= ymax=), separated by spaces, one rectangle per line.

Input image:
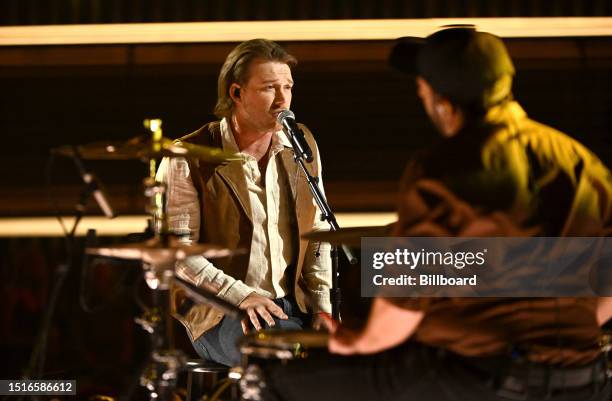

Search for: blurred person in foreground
xmin=262 ymin=27 xmax=612 ymax=401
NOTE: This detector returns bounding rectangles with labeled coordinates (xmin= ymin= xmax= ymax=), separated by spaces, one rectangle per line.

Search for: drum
xmin=182 ymin=359 xmax=230 ymax=401
xmin=237 ymin=330 xmax=328 ymax=401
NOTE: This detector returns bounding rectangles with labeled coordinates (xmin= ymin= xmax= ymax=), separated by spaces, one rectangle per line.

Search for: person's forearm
xmin=176 ymin=256 xmax=254 ymax=305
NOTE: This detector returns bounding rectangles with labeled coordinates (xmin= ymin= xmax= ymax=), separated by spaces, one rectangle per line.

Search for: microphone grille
xmin=277 ymin=109 xmax=295 ymax=123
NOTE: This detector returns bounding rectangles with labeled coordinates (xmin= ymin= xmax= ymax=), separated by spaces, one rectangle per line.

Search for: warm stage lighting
xmin=0 ymin=18 xmax=611 ymax=46
xmin=0 ymin=213 xmax=397 ymax=237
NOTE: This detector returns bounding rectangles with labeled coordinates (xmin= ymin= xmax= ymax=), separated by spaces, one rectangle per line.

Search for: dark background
xmin=1 ymin=38 xmax=611 ymax=216
xmin=1 ymin=1 xmax=611 ymax=399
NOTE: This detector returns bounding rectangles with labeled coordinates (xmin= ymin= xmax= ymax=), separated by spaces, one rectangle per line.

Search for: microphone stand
xmin=287 ymin=133 xmax=358 ymax=321
xmin=23 ymin=154 xmax=102 ymax=385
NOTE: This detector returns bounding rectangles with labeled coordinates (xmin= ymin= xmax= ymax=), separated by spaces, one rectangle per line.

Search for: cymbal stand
xmin=135 ymin=118 xmax=187 ymax=401
xmin=131 ymin=119 xmax=246 ymax=401
xmin=22 ymin=147 xmax=113 ymax=391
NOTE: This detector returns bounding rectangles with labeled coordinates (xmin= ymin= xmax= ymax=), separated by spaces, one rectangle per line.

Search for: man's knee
xmin=192 ymin=336 xmax=213 ymax=360
xmin=275 ymin=316 xmax=304 ymax=331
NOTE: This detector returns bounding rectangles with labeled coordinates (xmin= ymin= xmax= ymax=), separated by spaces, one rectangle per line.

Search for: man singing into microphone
xmin=156 ymin=39 xmax=331 ymax=366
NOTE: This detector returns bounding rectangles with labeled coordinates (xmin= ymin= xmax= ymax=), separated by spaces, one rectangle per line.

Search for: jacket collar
xmin=215 ymin=118 xmax=296 ymax=224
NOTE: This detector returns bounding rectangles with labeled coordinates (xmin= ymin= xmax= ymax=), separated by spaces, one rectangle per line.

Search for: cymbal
xmin=239 ymin=330 xmax=329 ymax=359
xmin=86 ymin=236 xmax=242 ymax=265
xmin=301 ymin=225 xmax=392 ymax=247
xmin=54 ymin=136 xmax=242 ymax=163
xmin=242 ymin=330 xmax=329 ymax=348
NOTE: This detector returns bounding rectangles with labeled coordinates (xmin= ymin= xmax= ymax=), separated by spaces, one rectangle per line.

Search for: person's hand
xmin=238 ymin=293 xmax=288 ymax=334
xmin=311 ymin=312 xmax=334 ymax=331
xmin=329 ymin=325 xmax=387 ymax=355
xmin=314 ymin=313 xmax=363 ymax=355
xmin=328 ymin=324 xmax=363 ymax=355
xmin=328 ymin=298 xmax=424 ymax=355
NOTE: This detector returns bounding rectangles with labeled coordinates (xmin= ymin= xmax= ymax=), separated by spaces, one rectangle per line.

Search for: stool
xmin=185 ymin=359 xmax=229 ymax=401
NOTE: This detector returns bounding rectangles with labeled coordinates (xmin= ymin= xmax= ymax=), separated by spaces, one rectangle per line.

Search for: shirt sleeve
xmin=157 ymin=157 xmax=255 ymax=306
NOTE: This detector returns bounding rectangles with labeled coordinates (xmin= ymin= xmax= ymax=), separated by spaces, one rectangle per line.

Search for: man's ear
xmin=435 ymin=101 xmax=449 ymax=117
xmin=229 ymin=83 xmax=241 ymax=103
xmin=433 ymin=97 xmax=452 ymax=120
xmin=434 ymin=97 xmax=463 ymax=136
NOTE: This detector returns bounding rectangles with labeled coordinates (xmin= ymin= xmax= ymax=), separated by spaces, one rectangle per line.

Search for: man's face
xmin=234 ymin=58 xmax=293 ymax=132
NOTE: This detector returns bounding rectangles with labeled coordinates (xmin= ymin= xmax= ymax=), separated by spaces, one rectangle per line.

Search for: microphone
xmin=81 ymin=171 xmax=116 ymax=219
xmin=277 ymin=110 xmax=314 ymax=163
xmin=53 ymin=146 xmax=116 ymax=219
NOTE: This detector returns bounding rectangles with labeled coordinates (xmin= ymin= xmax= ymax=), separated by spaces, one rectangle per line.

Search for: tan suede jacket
xmin=161 ymin=121 xmax=331 ymax=341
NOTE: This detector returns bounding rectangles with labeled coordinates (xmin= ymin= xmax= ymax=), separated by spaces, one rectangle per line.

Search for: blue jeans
xmin=191 ymin=296 xmax=308 ymax=367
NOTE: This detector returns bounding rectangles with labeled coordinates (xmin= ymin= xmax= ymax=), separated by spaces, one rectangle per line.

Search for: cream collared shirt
xmin=157 ymin=118 xmax=330 ymax=310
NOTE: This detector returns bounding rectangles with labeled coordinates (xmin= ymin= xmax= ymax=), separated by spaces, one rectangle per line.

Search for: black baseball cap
xmin=389 ymin=26 xmax=515 ymax=109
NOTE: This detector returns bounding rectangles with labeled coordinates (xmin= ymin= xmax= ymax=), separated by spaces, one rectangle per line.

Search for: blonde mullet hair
xmin=214 ymin=39 xmax=297 ymax=119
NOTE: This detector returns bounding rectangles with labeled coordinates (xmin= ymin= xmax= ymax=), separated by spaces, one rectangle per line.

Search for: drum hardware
xmin=134 ymin=119 xmax=244 ymax=401
xmin=87 ymin=237 xmax=238 ymax=292
xmin=51 ymin=134 xmax=242 ymax=164
xmin=134 ymin=307 xmax=162 ymax=334
xmin=600 ymin=331 xmax=611 ymax=378
xmin=184 ymin=360 xmax=234 ymax=401
xmin=139 ymin=349 xmax=188 ymax=399
xmin=228 ymin=367 xmax=244 ymax=381
xmin=24 ymin=139 xmax=121 ymax=383
xmin=238 ymin=365 xmax=266 ymax=401
xmin=236 ymin=330 xmax=329 ymax=401
xmin=75 ymin=118 xmax=244 ymax=401
xmin=239 ymin=330 xmax=328 ymax=361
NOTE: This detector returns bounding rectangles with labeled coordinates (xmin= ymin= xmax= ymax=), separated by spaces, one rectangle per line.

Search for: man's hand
xmin=328 ymin=325 xmax=364 ymax=355
xmin=327 ymin=298 xmax=424 ymax=355
xmin=311 ymin=312 xmax=334 ymax=331
xmin=239 ymin=293 xmax=288 ymax=334
xmin=319 ymin=313 xmax=371 ymax=354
